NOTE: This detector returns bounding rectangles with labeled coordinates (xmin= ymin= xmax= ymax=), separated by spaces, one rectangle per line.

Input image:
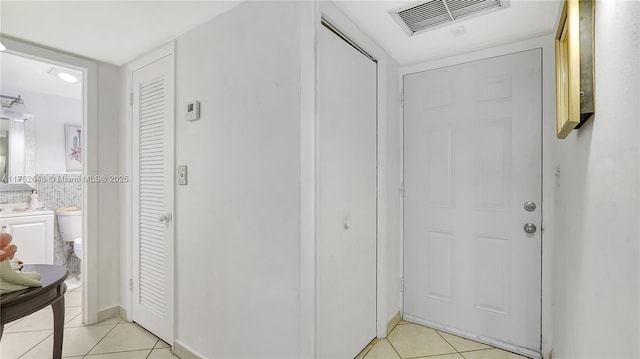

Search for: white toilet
xmin=73 ymin=238 xmax=82 ymax=260
xmin=57 ymin=210 xmax=82 ymax=286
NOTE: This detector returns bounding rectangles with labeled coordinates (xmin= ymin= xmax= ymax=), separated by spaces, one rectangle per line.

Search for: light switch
xmin=178 ymin=165 xmax=187 ymax=185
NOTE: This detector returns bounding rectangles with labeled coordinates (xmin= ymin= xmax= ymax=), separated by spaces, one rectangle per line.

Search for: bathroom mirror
xmin=0 ymin=115 xmax=35 ymax=191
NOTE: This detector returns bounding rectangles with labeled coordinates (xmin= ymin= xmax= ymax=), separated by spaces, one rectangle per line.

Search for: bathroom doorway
xmin=0 ymin=37 xmax=99 ymax=325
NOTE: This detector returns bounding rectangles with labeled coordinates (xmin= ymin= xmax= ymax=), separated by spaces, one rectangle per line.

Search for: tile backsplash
xmin=0 ymin=173 xmax=82 ymax=277
xmin=0 ymin=190 xmax=31 ymax=204
xmin=24 ymin=115 xmax=36 ymax=177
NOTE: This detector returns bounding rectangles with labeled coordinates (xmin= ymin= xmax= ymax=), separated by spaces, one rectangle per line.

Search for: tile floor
xmin=0 ymin=286 xmax=178 ymax=359
xmin=2 ymin=286 xmax=529 ymax=359
xmin=357 ymin=320 xmax=530 ymax=359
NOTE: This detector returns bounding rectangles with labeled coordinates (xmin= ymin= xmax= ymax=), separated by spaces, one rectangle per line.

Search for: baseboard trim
xmin=175 ymin=339 xmax=206 ymax=359
xmin=386 ymin=311 xmax=402 ymax=335
xmin=97 ymin=306 xmax=120 ymax=322
xmin=118 ymin=306 xmax=128 ymax=321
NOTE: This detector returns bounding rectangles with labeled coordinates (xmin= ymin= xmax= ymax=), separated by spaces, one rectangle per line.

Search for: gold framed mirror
xmin=555 ymin=0 xmax=580 ymax=139
xmin=555 ymin=0 xmax=595 ymax=139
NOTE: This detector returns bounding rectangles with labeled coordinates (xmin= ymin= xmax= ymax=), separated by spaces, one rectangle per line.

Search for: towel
xmin=55 ymin=206 xmax=80 ymax=214
xmin=0 ymin=259 xmax=42 ymax=294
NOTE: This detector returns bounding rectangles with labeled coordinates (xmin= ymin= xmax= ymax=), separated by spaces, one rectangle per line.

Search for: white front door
xmin=316 ymin=23 xmax=377 ymax=358
xmin=403 ymin=50 xmax=542 ymax=355
xmin=131 ymin=53 xmax=174 ymax=344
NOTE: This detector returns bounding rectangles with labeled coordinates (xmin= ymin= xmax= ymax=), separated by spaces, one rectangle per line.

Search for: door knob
xmin=523 ymin=223 xmax=537 ymax=234
xmin=523 ymin=201 xmax=536 ymax=212
xmin=344 ymin=221 xmax=350 ymax=230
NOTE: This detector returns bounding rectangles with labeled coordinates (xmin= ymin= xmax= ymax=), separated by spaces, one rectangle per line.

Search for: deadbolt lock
xmin=524 ymin=201 xmax=536 ymax=212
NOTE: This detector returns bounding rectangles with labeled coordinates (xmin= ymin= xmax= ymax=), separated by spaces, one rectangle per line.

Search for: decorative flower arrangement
xmin=69 ymin=128 xmax=81 ymax=163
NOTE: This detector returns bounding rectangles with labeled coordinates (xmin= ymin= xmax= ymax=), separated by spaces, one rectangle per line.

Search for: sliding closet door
xmin=316 ymin=24 xmax=377 ymax=358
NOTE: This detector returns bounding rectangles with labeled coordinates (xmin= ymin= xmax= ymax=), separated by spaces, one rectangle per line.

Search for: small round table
xmin=0 ymin=264 xmax=68 ymax=359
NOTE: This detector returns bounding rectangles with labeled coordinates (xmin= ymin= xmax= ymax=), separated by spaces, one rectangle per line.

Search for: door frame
xmin=0 ymin=36 xmax=99 ymax=325
xmin=299 ymin=2 xmax=394 ymax=356
xmin=123 ymin=42 xmax=175 ymax=343
xmin=399 ymin=35 xmax=558 ymax=358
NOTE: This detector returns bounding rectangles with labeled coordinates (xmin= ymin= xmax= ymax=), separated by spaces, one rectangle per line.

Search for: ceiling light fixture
xmin=0 ymin=95 xmax=30 ymax=121
xmin=57 ymin=72 xmax=78 ymax=83
xmin=47 ymin=67 xmax=80 ymax=84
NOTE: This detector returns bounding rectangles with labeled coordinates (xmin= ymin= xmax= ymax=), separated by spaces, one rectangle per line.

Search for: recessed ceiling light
xmin=57 ymin=72 xmax=79 ymax=83
xmin=47 ymin=67 xmax=80 ymax=84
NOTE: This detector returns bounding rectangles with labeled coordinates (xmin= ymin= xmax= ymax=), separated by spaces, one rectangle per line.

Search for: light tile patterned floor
xmin=3 ymin=286 xmax=530 ymax=359
xmin=0 ymin=286 xmax=178 ymax=359
xmin=357 ymin=320 xmax=530 ymax=359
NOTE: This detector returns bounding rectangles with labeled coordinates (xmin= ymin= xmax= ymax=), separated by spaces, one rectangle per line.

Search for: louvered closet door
xmin=132 ymin=54 xmax=174 ymax=344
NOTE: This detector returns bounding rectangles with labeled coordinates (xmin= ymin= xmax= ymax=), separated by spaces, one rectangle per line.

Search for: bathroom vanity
xmin=0 ymin=205 xmax=54 ymax=265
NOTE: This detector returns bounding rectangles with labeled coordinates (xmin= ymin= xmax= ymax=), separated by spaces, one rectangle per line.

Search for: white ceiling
xmin=0 ymin=1 xmax=562 ymax=67
xmin=335 ymin=0 xmax=563 ymax=65
xmin=0 ymin=52 xmax=82 ymax=100
xmin=0 ymin=1 xmax=242 ymax=66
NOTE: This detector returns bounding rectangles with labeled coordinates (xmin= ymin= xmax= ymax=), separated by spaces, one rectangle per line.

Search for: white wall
xmin=385 ymin=59 xmax=402 ymax=323
xmin=173 ymin=2 xmax=301 ymax=357
xmin=552 ymin=1 xmax=640 ymax=358
xmin=96 ymin=63 xmax=121 ymax=313
xmin=118 ymin=62 xmax=131 ymax=319
xmin=0 ymin=87 xmax=82 ymax=174
xmin=116 ymin=2 xmax=400 ymax=356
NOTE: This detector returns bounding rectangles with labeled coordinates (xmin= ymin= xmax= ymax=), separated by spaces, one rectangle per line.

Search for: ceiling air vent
xmin=390 ymin=0 xmax=510 ymax=36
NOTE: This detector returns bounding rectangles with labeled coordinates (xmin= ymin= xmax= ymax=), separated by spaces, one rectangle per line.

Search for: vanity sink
xmin=0 ymin=203 xmax=54 ymax=264
xmin=0 ymin=204 xmax=53 ymax=219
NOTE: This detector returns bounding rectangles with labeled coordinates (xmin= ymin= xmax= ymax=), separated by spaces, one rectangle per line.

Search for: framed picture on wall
xmin=555 ymin=0 xmax=595 ymax=139
xmin=65 ymin=124 xmax=82 ymax=172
